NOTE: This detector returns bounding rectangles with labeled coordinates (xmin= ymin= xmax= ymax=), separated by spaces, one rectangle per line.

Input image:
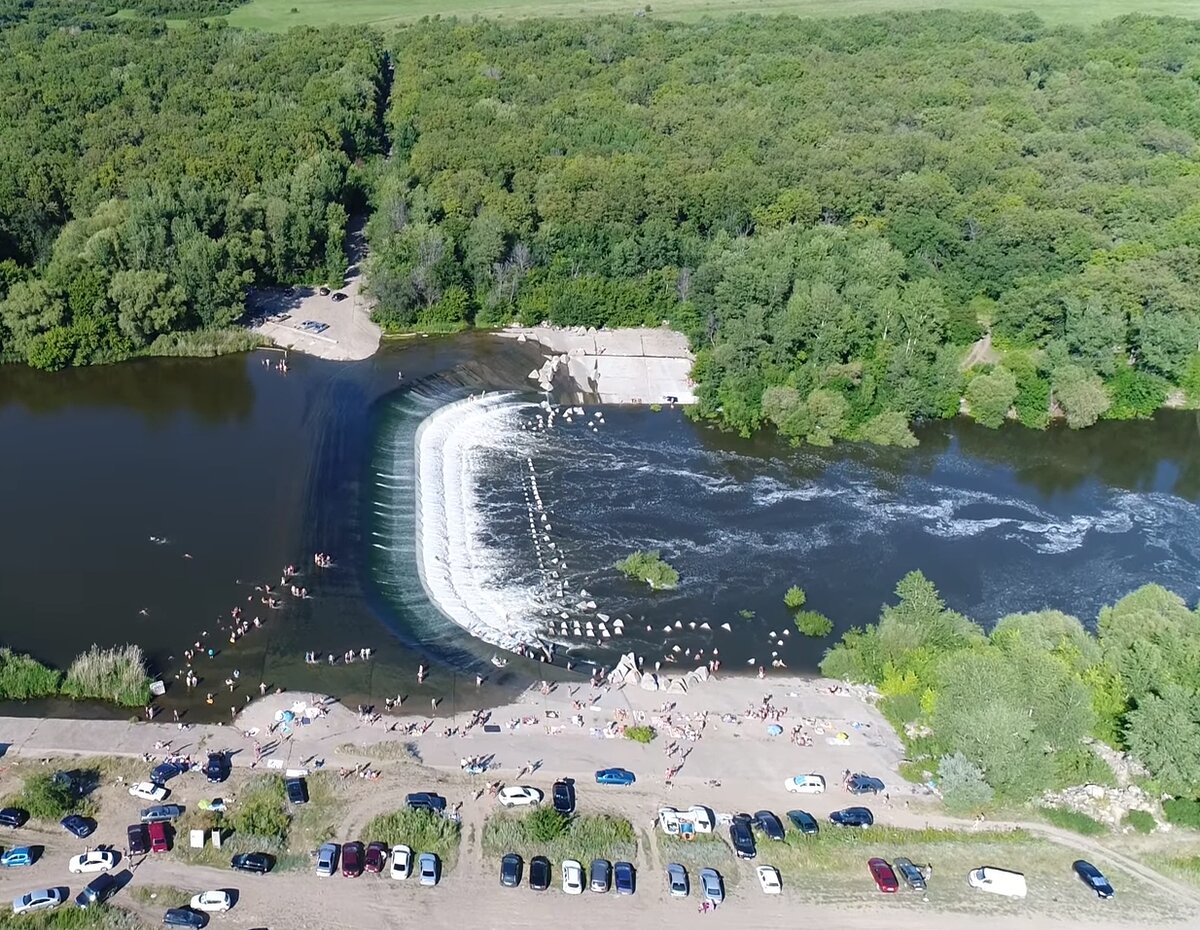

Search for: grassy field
xmin=225 ymin=0 xmax=1200 ymax=32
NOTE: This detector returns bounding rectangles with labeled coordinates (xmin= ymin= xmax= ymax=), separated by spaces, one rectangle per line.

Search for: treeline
xmin=370 ymin=13 xmax=1200 ymax=442
xmin=821 ymin=573 xmax=1200 ymax=808
xmin=0 ymin=3 xmax=386 ymax=368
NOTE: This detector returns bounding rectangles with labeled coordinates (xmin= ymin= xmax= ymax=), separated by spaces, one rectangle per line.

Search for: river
xmin=2 ymin=336 xmax=1199 ymax=718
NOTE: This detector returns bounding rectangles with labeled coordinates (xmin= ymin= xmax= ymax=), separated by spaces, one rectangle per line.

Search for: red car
xmin=868 ymin=857 xmax=899 ymax=893
xmin=342 ymin=841 xmax=364 ymax=877
xmin=365 ymin=842 xmax=388 ymax=874
xmin=148 ymin=820 xmax=170 ymax=853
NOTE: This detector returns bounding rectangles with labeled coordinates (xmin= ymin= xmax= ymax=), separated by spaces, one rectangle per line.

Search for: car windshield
xmin=1088 ymin=875 xmax=1106 ymax=886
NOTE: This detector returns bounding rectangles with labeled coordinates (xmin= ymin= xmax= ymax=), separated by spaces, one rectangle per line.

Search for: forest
xmin=370 ymin=13 xmax=1200 ymax=442
xmin=0 ymin=0 xmax=385 ymax=368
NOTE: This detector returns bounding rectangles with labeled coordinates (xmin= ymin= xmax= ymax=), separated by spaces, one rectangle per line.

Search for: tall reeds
xmin=61 ymin=644 xmax=151 ymax=706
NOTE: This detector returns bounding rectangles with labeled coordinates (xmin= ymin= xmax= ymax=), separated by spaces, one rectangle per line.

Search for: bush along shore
xmin=0 ymin=644 xmax=151 ymax=707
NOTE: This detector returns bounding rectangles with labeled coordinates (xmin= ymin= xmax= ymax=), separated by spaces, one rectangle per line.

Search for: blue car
xmin=1073 ymin=859 xmax=1114 ymax=899
xmin=151 ymin=762 xmax=187 ymax=783
xmin=61 ymin=815 xmax=96 ymax=838
xmin=1 ymin=846 xmax=36 ymax=867
xmin=595 ymin=768 xmax=636 ymax=786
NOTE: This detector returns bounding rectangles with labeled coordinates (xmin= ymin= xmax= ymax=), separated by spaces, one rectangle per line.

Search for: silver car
xmin=700 ymin=868 xmax=724 ymax=904
xmin=419 ymin=852 xmax=439 ymax=886
xmin=315 ymin=842 xmax=340 ymax=877
xmin=13 ymin=888 xmax=65 ymax=915
xmin=666 ymin=863 xmax=689 ymax=898
xmin=893 ymin=857 xmax=927 ymax=891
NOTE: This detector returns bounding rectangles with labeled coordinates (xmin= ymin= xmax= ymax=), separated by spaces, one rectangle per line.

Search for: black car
xmin=0 ymin=807 xmax=29 ymax=828
xmin=500 ymin=853 xmax=523 ymax=888
xmin=163 ymin=907 xmax=208 ymax=928
xmin=847 ymin=773 xmax=886 ymax=795
xmin=128 ymin=823 xmax=151 ymax=855
xmin=529 ymin=855 xmax=551 ymax=891
xmin=285 ymin=777 xmax=308 ymax=805
xmin=830 ymin=807 xmax=874 ymax=828
xmin=406 ymin=792 xmax=447 ymax=813
xmin=614 ymin=860 xmax=636 ymax=895
xmin=53 ymin=770 xmax=84 ymax=796
xmin=151 ymin=762 xmax=187 ymax=783
xmin=230 ymin=852 xmax=273 ymax=874
xmin=202 ymin=753 xmax=230 ymax=784
xmin=1073 ymin=859 xmax=1114 ymax=899
xmin=61 ymin=814 xmax=96 ymax=838
xmin=552 ymin=779 xmax=576 ymax=816
xmin=331 ymin=292 xmax=348 ymax=301
xmin=753 ymin=810 xmax=785 ymax=841
xmin=76 ymin=873 xmax=119 ymax=908
xmin=729 ymin=817 xmax=757 ymax=859
xmin=787 ymin=810 xmax=819 ymax=835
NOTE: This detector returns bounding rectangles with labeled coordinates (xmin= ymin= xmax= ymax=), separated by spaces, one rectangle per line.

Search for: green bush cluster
xmin=229 ymin=778 xmax=291 ymax=842
xmin=624 ymin=725 xmax=656 ymax=744
xmin=614 ymin=550 xmax=679 ymax=590
xmin=0 ymin=648 xmax=62 ymax=700
xmin=482 ymin=811 xmax=635 ymax=865
xmin=1162 ymin=798 xmax=1200 ymax=829
xmin=1038 ymin=807 xmax=1107 ymax=836
xmin=1122 ymin=810 xmax=1156 ymax=834
xmin=364 ymin=808 xmax=462 ymax=865
xmin=15 ymin=773 xmax=77 ymax=821
xmin=61 ymin=645 xmax=151 ymax=707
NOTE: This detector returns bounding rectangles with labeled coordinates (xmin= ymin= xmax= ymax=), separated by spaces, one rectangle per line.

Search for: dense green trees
xmin=821 ymin=573 xmax=1200 ymax=804
xmin=370 ymin=13 xmax=1200 ymax=439
xmin=0 ymin=3 xmax=386 ymax=367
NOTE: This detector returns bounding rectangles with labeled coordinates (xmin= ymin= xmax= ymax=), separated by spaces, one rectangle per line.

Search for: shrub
xmin=229 ymin=779 xmax=290 ymax=842
xmin=793 ymin=610 xmax=833 ymax=637
xmin=625 ymin=725 xmax=656 ymax=744
xmin=526 ymin=807 xmax=568 ymax=842
xmin=937 ymin=752 xmax=994 ymax=813
xmin=855 ymin=410 xmax=918 ymax=447
xmin=1054 ymin=365 xmax=1110 ymax=428
xmin=965 ymin=366 xmax=1018 ymax=428
xmin=17 ymin=773 xmax=76 ymax=821
xmin=1162 ymin=797 xmax=1200 ymax=829
xmin=614 ymin=550 xmax=679 ymax=590
xmin=0 ymin=649 xmax=62 ymax=699
xmin=1122 ymin=810 xmax=1156 ymax=834
xmin=1104 ymin=367 xmax=1167 ymax=420
xmin=61 ymin=644 xmax=151 ymax=706
xmin=783 ymin=586 xmax=807 ymax=610
xmin=1038 ymin=806 xmax=1107 ymax=835
xmin=483 ymin=811 xmax=635 ymax=864
xmin=365 ymin=808 xmax=462 ymax=863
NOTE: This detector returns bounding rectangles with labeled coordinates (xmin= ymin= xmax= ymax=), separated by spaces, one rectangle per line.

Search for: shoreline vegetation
xmin=614 ymin=550 xmax=680 ymax=590
xmin=0 ymin=644 xmax=151 ymax=707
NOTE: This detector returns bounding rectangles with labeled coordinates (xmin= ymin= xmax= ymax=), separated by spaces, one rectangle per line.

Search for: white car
xmin=390 ymin=844 xmax=413 ymax=880
xmin=68 ymin=850 xmax=118 ymax=874
xmin=12 ymin=888 xmax=64 ymax=914
xmin=497 ymin=785 xmax=543 ymax=808
xmin=783 ymin=774 xmax=826 ymax=794
xmin=128 ymin=782 xmax=169 ymax=802
xmin=190 ymin=891 xmax=232 ymax=913
xmin=562 ymin=859 xmax=584 ymax=894
xmin=757 ymin=865 xmax=782 ymax=894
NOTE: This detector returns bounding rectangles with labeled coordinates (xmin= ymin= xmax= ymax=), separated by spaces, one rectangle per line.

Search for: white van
xmin=968 ymin=867 xmax=1027 ymax=898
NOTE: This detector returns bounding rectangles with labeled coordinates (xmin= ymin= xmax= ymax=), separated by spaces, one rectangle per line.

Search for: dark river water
xmin=2 ymin=336 xmax=1199 ymax=719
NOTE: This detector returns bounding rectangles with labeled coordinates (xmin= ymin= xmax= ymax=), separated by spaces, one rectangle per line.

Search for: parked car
xmin=52 ymin=771 xmax=84 ymax=796
xmin=562 ymin=858 xmax=584 ymax=894
xmin=405 ymin=792 xmax=446 ymax=813
xmin=595 ymin=767 xmax=636 ymax=786
xmin=1073 ymin=860 xmax=1114 ymax=899
xmin=331 ymin=292 xmax=348 ymax=301
xmin=418 ymin=852 xmax=439 ymax=886
xmin=61 ymin=815 xmax=95 ymax=838
xmin=69 ymin=850 xmax=118 ymax=874
xmin=1 ymin=847 xmax=36 ymax=868
xmin=783 ymin=774 xmax=826 ymax=794
xmin=318 ymin=287 xmax=330 ymax=296
xmin=756 ymin=864 xmax=782 ymax=894
xmin=202 ymin=753 xmax=230 ymax=784
xmin=75 ymin=873 xmax=119 ymax=908
xmin=893 ymin=857 xmax=927 ymax=891
xmin=230 ymin=852 xmax=273 ymax=874
xmin=754 ymin=810 xmax=785 ymax=841
xmin=162 ymin=906 xmax=208 ymax=928
xmin=730 ymin=817 xmax=757 ymax=859
xmin=12 ymin=888 xmax=65 ymax=915
xmin=129 ymin=783 xmax=169 ymax=802
xmin=285 ymin=777 xmax=308 ymax=805
xmin=552 ymin=779 xmax=576 ymax=815
xmin=590 ymin=858 xmax=611 ymax=893
xmin=500 ymin=853 xmax=522 ymax=888
xmin=848 ymin=773 xmax=886 ymax=795
xmin=341 ymin=841 xmax=364 ymax=877
xmin=140 ymin=805 xmax=185 ymax=823
xmin=390 ymin=845 xmax=412 ymax=880
xmin=830 ymin=807 xmax=874 ymax=828
xmin=666 ymin=863 xmax=689 ymax=898
xmin=529 ymin=855 xmax=551 ymax=891
xmin=497 ymin=786 xmax=543 ymax=808
xmin=967 ymin=867 xmax=1027 ymax=898
xmin=787 ymin=810 xmax=819 ymax=835
xmin=148 ymin=820 xmax=170 ymax=853
xmin=700 ymin=868 xmax=724 ymax=904
xmin=0 ymin=808 xmax=29 ymax=829
xmin=868 ymin=857 xmax=899 ymax=893
xmin=365 ymin=842 xmax=388 ymax=874
xmin=151 ymin=762 xmax=187 ymax=783
xmin=189 ymin=891 xmax=232 ymax=913
xmin=315 ymin=843 xmax=340 ymax=877
xmin=614 ymin=860 xmax=635 ymax=895
xmin=127 ymin=824 xmax=150 ymax=856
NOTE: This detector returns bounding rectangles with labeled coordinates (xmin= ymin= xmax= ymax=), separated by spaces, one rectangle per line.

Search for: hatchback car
xmin=552 ymin=779 xmax=576 ymax=815
xmin=562 ymin=858 xmax=584 ymax=894
xmin=140 ymin=805 xmax=185 ymax=823
xmin=405 ymin=792 xmax=446 ymax=813
xmin=365 ymin=841 xmax=388 ymax=874
xmin=418 ymin=852 xmax=439 ymax=886
xmin=285 ymin=777 xmax=308 ymax=805
xmin=783 ymin=774 xmax=826 ymax=794
xmin=893 ymin=857 xmax=927 ymax=891
xmin=590 ymin=858 xmax=611 ymax=893
xmin=148 ymin=820 xmax=170 ymax=853
xmin=869 ymin=857 xmax=899 ymax=893
xmin=230 ymin=852 xmax=273 ymax=874
xmin=730 ymin=817 xmax=757 ymax=859
xmin=190 ymin=891 xmax=232 ymax=913
xmin=500 ymin=853 xmax=523 ymax=887
xmin=830 ymin=807 xmax=874 ymax=828
xmin=497 ymin=786 xmax=543 ymax=808
xmin=848 ymin=773 xmax=886 ymax=795
xmin=1073 ymin=860 xmax=1114 ymax=899
xmin=0 ymin=807 xmax=29 ymax=828
xmin=202 ymin=753 xmax=230 ymax=784
xmin=614 ymin=860 xmax=635 ymax=895
xmin=787 ymin=810 xmax=819 ymax=835
xmin=61 ymin=815 xmax=95 ymax=838
xmin=1 ymin=847 xmax=36 ymax=868
xmin=162 ymin=906 xmax=208 ymax=928
xmin=69 ymin=850 xmax=118 ymax=873
xmin=594 ymin=767 xmax=636 ymax=786
xmin=700 ymin=868 xmax=724 ymax=904
xmin=75 ymin=873 xmax=119 ymax=908
xmin=666 ymin=863 xmax=689 ymax=898
xmin=529 ymin=855 xmax=551 ymax=891
xmin=12 ymin=887 xmax=65 ymax=914
xmin=754 ymin=810 xmax=785 ymax=841
xmin=316 ymin=843 xmax=340 ymax=877
xmin=390 ymin=844 xmax=412 ymax=880
xmin=128 ymin=823 xmax=151 ymax=855
xmin=341 ymin=841 xmax=364 ymax=877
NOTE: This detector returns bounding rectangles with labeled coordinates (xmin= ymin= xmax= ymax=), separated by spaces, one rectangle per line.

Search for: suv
xmin=830 ymin=807 xmax=874 ymax=828
xmin=230 ymin=852 xmax=273 ymax=874
xmin=285 ymin=777 xmax=308 ymax=805
xmin=406 ymin=792 xmax=446 ymax=813
xmin=75 ymin=873 xmax=119 ymax=908
xmin=0 ymin=807 xmax=29 ymax=829
xmin=203 ymin=753 xmax=230 ymax=784
xmin=552 ymin=780 xmax=575 ymax=815
xmin=128 ymin=823 xmax=151 ymax=855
